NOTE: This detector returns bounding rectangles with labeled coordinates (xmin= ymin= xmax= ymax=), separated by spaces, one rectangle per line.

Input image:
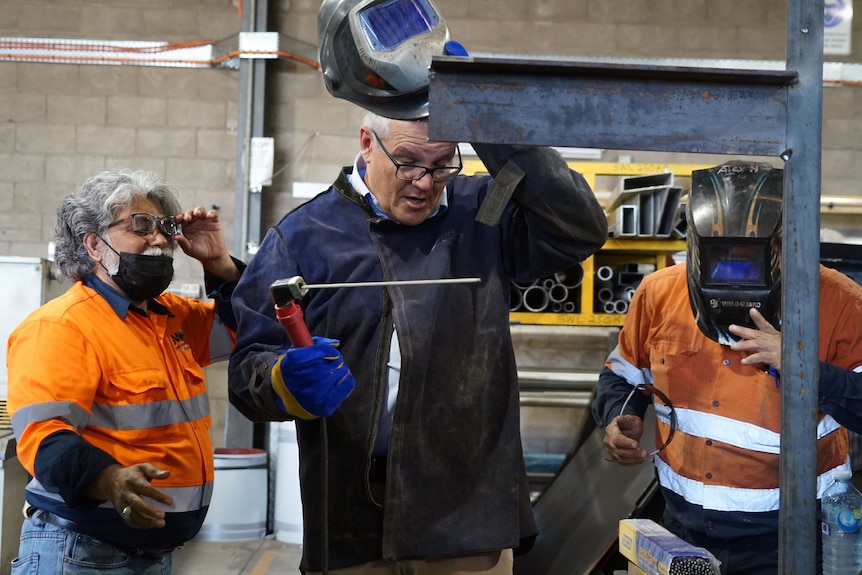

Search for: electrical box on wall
xmin=0 ymin=257 xmax=71 ymax=404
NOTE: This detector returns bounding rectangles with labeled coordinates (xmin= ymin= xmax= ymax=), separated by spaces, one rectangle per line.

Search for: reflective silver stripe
xmin=27 ymin=478 xmax=212 ymax=513
xmin=12 ymin=401 xmax=90 ymax=437
xmin=209 ymin=316 xmax=233 ymax=363
xmin=89 ymin=393 xmax=210 ymax=430
xmin=606 ymin=344 xmax=653 ymax=386
xmin=657 ymin=407 xmax=842 ymax=455
xmin=655 ymin=455 xmax=851 ymax=512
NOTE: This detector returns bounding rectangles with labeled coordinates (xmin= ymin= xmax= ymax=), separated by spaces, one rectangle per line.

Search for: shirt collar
xmin=83 ymin=273 xmax=171 ymax=319
xmin=350 ymin=152 xmax=448 ymax=221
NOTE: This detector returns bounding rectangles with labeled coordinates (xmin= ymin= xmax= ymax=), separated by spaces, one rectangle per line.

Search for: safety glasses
xmin=372 ymin=131 xmax=462 ymax=183
xmin=107 ymin=213 xmax=182 ymax=238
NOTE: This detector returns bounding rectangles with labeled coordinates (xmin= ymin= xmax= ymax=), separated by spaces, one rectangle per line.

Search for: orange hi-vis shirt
xmin=7 ymin=276 xmax=232 ymax=550
xmin=608 ymin=263 xmax=862 ymax=515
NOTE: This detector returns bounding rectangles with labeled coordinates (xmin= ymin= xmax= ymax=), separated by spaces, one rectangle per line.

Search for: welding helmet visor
xmin=318 ymin=0 xmax=449 ymax=120
xmin=686 ymin=161 xmax=784 ymax=345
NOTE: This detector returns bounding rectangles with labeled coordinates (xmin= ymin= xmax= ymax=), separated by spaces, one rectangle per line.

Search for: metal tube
xmin=512 ymin=278 xmax=538 ymax=289
xmin=555 ymin=264 xmax=584 ymax=288
xmin=548 ymin=283 xmax=569 ymax=304
xmin=519 ymin=391 xmax=593 ymax=408
xmin=509 ymin=285 xmax=524 ymax=312
xmin=597 ymin=287 xmax=614 ymax=303
xmin=596 ymin=265 xmax=614 ymax=282
xmin=523 ymin=285 xmax=550 ymax=312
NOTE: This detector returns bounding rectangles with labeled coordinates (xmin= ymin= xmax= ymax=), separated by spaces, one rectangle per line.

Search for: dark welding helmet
xmin=317 ymin=0 xmax=450 ymax=120
xmin=686 ymin=161 xmax=784 ymax=345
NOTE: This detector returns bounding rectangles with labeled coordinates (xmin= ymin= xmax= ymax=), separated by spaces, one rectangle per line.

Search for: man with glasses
xmin=7 ymin=169 xmax=243 ymax=574
xmin=228 ymin=110 xmax=607 ymax=574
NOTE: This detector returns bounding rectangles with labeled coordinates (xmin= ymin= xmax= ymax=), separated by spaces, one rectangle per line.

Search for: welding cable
xmin=320 ymin=418 xmax=330 ymax=574
xmin=611 ymin=384 xmax=677 ymax=460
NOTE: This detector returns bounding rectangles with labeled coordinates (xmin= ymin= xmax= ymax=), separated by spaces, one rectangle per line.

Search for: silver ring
xmin=121 ymin=505 xmax=132 ymax=519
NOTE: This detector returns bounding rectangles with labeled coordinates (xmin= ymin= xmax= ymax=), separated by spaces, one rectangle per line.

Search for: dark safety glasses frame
xmin=372 ymin=131 xmax=462 ymax=183
xmin=107 ymin=213 xmax=182 ymax=238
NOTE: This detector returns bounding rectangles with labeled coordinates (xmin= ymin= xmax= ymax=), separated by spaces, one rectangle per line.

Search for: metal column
xmin=227 ymin=0 xmax=269 ymax=449
xmin=781 ymin=1 xmax=824 ymax=573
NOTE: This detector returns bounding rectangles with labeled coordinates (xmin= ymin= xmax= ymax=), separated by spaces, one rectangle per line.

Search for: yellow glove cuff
xmin=271 ymin=356 xmax=318 ymax=420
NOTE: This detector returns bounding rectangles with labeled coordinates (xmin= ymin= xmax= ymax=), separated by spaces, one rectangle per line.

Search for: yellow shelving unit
xmin=510 ymin=238 xmax=685 ymax=327
xmin=463 ymin=160 xmax=703 ymax=326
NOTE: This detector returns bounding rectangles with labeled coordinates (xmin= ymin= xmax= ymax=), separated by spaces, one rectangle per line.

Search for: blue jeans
xmin=12 ymin=514 xmax=172 ymax=575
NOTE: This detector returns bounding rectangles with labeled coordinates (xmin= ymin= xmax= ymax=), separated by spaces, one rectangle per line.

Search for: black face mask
xmin=100 ymin=242 xmax=174 ymax=302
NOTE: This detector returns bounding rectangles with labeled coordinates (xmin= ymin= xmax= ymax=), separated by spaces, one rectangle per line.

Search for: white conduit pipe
xmin=613 ymin=299 xmax=629 ymax=314
xmin=603 ymin=300 xmax=617 ymax=314
xmin=563 ymin=301 xmax=576 ymax=313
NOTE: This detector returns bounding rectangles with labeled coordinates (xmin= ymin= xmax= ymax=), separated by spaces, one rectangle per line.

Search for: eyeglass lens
xmin=373 ymin=131 xmax=461 ymax=182
xmin=122 ymin=213 xmax=181 ymax=237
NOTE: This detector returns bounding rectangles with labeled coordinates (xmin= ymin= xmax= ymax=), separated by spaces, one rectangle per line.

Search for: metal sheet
xmin=428 ymin=57 xmax=796 ymax=155
xmin=514 ymin=412 xmax=658 ymax=575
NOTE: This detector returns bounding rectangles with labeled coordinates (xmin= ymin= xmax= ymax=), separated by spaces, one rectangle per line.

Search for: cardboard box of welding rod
xmin=618 ymin=519 xmax=718 ymax=575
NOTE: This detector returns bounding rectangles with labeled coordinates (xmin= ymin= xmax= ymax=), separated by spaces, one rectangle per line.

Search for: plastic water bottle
xmin=821 ymin=469 xmax=862 ymax=575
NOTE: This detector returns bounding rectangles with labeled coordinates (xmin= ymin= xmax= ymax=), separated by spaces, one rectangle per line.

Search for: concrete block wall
xmin=2 ymin=0 xmax=862 ymax=449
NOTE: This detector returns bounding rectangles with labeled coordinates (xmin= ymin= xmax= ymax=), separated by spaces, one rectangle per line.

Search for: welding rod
xmin=302 ymin=278 xmax=481 ymax=290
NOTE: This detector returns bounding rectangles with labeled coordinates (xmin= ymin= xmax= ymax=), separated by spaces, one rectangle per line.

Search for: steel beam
xmin=428 ymin=57 xmax=796 ymax=155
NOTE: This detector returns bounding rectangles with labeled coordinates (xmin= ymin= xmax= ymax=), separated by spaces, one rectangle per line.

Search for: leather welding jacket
xmin=8 ymin=270 xmax=238 ymax=552
xmin=228 ymin=144 xmax=608 ymax=571
xmin=592 ymin=263 xmax=862 ymax=540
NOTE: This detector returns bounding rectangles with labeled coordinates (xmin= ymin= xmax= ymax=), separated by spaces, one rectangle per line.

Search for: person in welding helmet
xmin=592 ymin=160 xmax=862 ymax=575
xmin=227 ymin=109 xmax=607 ymax=572
xmin=7 ymin=169 xmax=243 ymax=574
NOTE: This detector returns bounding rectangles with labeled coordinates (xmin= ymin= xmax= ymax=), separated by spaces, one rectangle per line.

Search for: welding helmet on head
xmin=317 ymin=0 xmax=451 ymax=120
xmin=686 ymin=161 xmax=784 ymax=345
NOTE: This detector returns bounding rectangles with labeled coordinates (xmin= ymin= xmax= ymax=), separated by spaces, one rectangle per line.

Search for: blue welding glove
xmin=444 ymin=40 xmax=469 ymax=57
xmin=270 ymin=336 xmax=356 ymax=419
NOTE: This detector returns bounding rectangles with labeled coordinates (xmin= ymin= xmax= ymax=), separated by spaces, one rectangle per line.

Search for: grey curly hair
xmin=53 ymin=169 xmax=182 ymax=281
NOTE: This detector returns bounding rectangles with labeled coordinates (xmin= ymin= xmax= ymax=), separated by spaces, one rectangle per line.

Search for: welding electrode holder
xmin=270 ymin=277 xmax=314 ymax=348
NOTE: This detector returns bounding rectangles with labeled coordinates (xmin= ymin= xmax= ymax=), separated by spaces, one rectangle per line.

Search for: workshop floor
xmin=172 ymin=537 xmax=304 ymax=575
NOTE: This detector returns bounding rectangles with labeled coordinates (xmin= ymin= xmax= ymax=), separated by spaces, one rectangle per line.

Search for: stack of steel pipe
xmin=509 ymin=263 xmax=583 ymax=313
xmin=593 ymin=261 xmax=655 ymax=314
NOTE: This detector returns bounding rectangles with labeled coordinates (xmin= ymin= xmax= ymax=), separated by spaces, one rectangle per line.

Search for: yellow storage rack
xmin=463 ymin=160 xmax=710 ymax=326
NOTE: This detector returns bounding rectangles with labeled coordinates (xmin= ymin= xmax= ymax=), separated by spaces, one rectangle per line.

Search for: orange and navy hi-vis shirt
xmin=7 ymin=274 xmax=234 ymax=551
xmin=599 ymin=262 xmax=862 ymax=538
